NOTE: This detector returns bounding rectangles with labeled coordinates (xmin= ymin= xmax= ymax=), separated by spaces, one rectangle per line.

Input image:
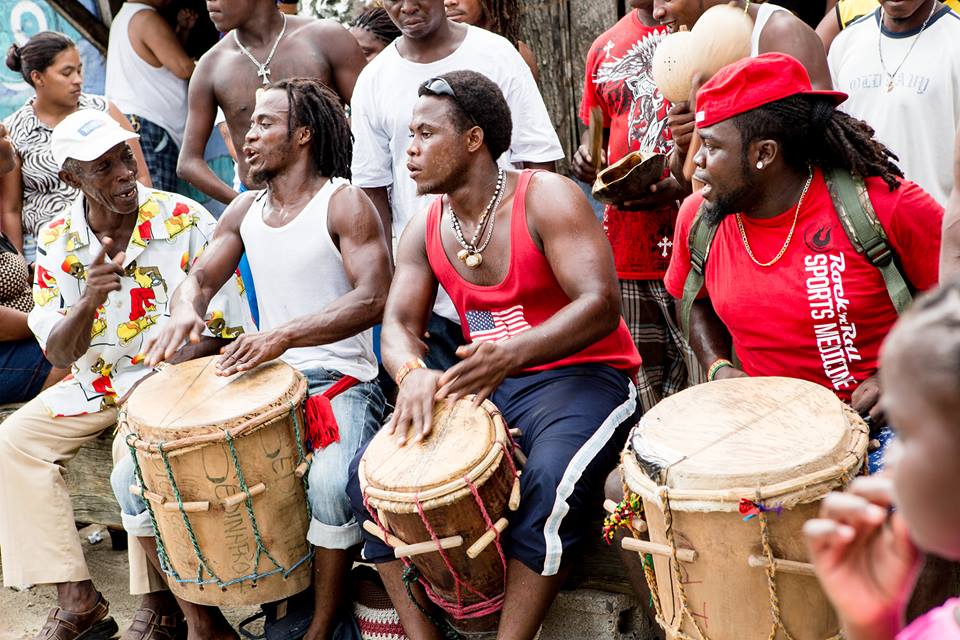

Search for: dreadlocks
xmin=732 ymin=94 xmax=904 ymax=191
xmin=267 ymin=77 xmax=352 ymax=180
xmin=351 ymin=7 xmax=401 ymax=47
xmin=480 ymin=0 xmax=522 ymax=49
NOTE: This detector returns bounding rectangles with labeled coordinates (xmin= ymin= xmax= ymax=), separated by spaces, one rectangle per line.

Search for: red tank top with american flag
xmin=425 ymin=170 xmax=641 ymax=376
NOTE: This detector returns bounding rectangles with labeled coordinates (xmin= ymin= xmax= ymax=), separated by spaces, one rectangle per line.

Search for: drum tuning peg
xmin=513 ymin=448 xmax=527 ymax=468
xmin=509 ymin=428 xmax=522 ymax=438
xmin=395 ymin=535 xmax=464 ymax=559
xmin=295 ymin=453 xmax=314 ymax=479
xmin=467 ymin=518 xmax=509 ymax=559
xmin=509 ymin=478 xmax=521 ymax=511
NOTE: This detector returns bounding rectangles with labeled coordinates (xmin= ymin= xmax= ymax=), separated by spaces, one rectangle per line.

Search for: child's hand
xmin=804 ymin=476 xmax=923 ymax=639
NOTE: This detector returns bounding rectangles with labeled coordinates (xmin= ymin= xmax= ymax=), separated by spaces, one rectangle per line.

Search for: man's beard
xmin=701 ymin=159 xmax=756 ymax=226
xmin=702 ymin=182 xmax=752 ymax=225
xmin=248 ymin=165 xmax=277 ymax=186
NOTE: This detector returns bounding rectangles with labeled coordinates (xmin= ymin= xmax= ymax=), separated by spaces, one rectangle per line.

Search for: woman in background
xmin=350 ymin=6 xmax=402 ymax=61
xmin=444 ymin=0 xmax=539 ymax=80
xmin=1 ymin=31 xmax=149 ymax=263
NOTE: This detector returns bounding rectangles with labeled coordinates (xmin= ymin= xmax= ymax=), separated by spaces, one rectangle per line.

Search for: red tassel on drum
xmin=304 ymin=375 xmax=361 ymax=451
xmin=305 ymin=395 xmax=340 ymax=450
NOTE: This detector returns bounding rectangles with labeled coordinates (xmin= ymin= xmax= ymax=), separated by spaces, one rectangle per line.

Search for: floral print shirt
xmin=29 ymin=184 xmax=253 ymax=416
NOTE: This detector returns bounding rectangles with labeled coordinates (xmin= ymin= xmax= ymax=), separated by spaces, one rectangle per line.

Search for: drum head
xmin=630 ymin=377 xmax=865 ymax=497
xmin=363 ymin=398 xmax=500 ymax=494
xmin=126 ymin=356 xmax=303 ymax=441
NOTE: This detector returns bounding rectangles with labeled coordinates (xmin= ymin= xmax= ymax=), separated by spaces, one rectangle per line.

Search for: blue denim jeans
xmin=0 ymin=337 xmax=52 ymax=404
xmin=111 ymin=366 xmax=386 ymax=549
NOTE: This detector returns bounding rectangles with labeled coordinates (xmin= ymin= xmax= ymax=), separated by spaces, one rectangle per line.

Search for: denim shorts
xmin=0 ymin=337 xmax=52 ymax=404
xmin=112 ymin=365 xmax=386 ymax=550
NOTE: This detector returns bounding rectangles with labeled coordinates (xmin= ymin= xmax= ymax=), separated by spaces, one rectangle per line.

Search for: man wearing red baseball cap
xmin=665 ymin=52 xmax=942 ymax=461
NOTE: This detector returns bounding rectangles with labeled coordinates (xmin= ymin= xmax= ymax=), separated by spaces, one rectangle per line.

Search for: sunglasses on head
xmin=422 ymin=77 xmax=478 ymax=127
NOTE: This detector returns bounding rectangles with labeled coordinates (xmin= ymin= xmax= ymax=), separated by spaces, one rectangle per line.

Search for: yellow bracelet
xmin=395 ymin=358 xmax=426 ymax=386
xmin=707 ymin=358 xmax=734 ymax=382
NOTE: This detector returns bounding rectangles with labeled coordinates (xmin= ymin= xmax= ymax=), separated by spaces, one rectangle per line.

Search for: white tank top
xmin=105 ymin=3 xmax=188 ymax=147
xmin=751 ymin=3 xmax=791 ymax=57
xmin=240 ymin=178 xmax=379 ymax=382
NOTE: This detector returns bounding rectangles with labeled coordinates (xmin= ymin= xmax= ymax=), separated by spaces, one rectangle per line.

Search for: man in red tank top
xmin=345 ymin=70 xmax=642 ymax=639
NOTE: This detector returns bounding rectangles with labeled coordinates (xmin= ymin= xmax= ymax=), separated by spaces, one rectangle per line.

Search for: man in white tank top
xmin=651 ymin=0 xmax=833 ymax=185
xmin=123 ymin=79 xmax=393 ymax=640
xmin=105 ymin=1 xmax=195 ymax=192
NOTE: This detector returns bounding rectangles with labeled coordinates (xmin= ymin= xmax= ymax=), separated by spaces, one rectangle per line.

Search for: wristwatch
xmin=395 ymin=358 xmax=426 ymax=386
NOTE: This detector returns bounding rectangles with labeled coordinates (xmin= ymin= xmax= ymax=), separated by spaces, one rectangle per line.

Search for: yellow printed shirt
xmin=29 ymin=184 xmax=253 ymax=417
xmin=838 ymin=0 xmax=960 ymax=27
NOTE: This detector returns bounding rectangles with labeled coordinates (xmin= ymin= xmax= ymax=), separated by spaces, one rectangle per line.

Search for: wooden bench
xmin=0 ymin=403 xmax=122 ymax=529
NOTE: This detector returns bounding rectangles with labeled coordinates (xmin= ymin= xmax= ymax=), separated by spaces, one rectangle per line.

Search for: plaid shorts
xmin=620 ymin=279 xmax=704 ymax=412
xmin=127 ymin=114 xmax=180 ymax=193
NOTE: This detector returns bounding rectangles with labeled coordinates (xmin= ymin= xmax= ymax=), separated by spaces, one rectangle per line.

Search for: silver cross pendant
xmin=257 ymin=65 xmax=271 ymax=85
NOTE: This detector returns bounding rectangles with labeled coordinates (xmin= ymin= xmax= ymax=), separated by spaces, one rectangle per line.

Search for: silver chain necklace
xmin=233 ymin=14 xmax=287 ymax=85
xmin=878 ymin=1 xmax=937 ymax=93
xmin=449 ymin=169 xmax=506 ymax=269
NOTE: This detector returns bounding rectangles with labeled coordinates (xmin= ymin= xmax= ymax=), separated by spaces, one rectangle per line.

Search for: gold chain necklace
xmin=735 ymin=166 xmax=813 ymax=268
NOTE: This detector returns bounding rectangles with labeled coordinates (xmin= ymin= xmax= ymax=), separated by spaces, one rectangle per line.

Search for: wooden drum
xmin=358 ymin=397 xmax=521 ymax=622
xmin=123 ymin=356 xmax=312 ymax=606
xmin=621 ymin=377 xmax=868 ymax=640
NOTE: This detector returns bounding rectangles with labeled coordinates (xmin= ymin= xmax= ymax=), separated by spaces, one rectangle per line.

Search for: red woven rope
xmin=359 ymin=425 xmax=521 ymax=621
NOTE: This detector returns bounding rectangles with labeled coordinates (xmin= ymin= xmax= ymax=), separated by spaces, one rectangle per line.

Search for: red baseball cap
xmin=695 ymin=53 xmax=847 ymax=129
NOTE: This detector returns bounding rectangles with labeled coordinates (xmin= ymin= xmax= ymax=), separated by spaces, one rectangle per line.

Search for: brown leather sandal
xmin=120 ymin=608 xmax=186 ymax=640
xmin=35 ymin=592 xmax=118 ymax=640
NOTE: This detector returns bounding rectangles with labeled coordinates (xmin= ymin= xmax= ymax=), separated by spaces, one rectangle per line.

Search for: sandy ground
xmin=0 ymin=528 xmax=259 ymax=639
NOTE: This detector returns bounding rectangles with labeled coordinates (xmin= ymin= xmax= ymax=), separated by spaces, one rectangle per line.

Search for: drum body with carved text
xmin=123 ymin=356 xmax=312 ymax=606
xmin=621 ymin=377 xmax=868 ymax=640
xmin=359 ymin=397 xmax=520 ymax=623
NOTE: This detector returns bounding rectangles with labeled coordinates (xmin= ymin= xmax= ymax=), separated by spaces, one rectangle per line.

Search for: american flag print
xmin=465 ymin=305 xmax=533 ymax=343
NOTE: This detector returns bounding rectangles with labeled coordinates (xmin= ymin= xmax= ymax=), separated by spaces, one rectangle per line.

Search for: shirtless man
xmin=177 ymin=0 xmax=366 ymax=204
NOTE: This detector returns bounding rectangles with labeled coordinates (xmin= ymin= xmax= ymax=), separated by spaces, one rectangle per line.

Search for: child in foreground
xmin=804 ymin=279 xmax=960 ymax=639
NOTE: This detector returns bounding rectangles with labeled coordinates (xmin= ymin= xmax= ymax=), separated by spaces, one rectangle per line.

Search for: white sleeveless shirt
xmin=751 ymin=3 xmax=791 ymax=57
xmin=240 ymin=178 xmax=379 ymax=382
xmin=105 ymin=3 xmax=188 ymax=146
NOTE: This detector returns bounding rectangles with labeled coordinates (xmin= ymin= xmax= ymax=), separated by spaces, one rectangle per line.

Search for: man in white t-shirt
xmin=350 ymin=0 xmax=563 ymax=368
xmin=829 ymin=0 xmax=960 ymax=205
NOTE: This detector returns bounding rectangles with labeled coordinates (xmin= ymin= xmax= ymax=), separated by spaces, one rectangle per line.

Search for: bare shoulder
xmin=329 ymin=183 xmax=383 ymax=237
xmin=525 ymin=171 xmax=592 ymax=221
xmin=330 ymin=183 xmax=376 ymax=219
xmin=292 ymin=16 xmax=354 ymax=46
xmin=761 ymin=6 xmax=821 ymax=40
xmin=219 ymin=190 xmax=259 ymax=232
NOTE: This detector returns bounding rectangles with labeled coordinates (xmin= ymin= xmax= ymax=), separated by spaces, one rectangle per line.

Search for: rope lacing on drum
xmin=126 ymin=403 xmax=315 ymax=589
xmin=622 ymin=479 xmax=844 ymax=640
xmin=362 ymin=439 xmax=519 ymax=629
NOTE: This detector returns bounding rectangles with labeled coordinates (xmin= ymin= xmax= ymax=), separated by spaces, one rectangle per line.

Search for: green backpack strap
xmin=823 ymin=167 xmax=913 ymax=314
xmin=678 ymin=203 xmax=719 ymax=343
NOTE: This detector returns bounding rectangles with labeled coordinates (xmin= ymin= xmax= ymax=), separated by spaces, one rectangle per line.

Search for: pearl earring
xmin=756 ymin=161 xmax=764 ymax=170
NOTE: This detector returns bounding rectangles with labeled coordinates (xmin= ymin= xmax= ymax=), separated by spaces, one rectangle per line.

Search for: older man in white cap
xmin=0 ymin=109 xmax=252 ymax=640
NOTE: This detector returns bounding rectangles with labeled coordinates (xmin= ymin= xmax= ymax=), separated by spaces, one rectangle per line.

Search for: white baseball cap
xmin=51 ymin=109 xmax=140 ymax=169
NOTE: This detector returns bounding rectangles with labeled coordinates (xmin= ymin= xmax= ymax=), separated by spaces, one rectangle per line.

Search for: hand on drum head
xmin=141 ymin=304 xmax=207 ymax=366
xmin=803 ymin=476 xmax=921 ymax=638
xmin=436 ymin=341 xmax=516 ymax=407
xmin=851 ymin=375 xmax=887 ymax=430
xmin=389 ymin=368 xmax=442 ymax=446
xmin=215 ymin=331 xmax=286 ymax=376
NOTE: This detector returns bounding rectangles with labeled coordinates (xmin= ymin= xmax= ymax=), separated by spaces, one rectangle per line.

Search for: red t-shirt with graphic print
xmin=664 ymin=170 xmax=942 ymax=402
xmin=580 ymin=11 xmax=677 ymax=281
